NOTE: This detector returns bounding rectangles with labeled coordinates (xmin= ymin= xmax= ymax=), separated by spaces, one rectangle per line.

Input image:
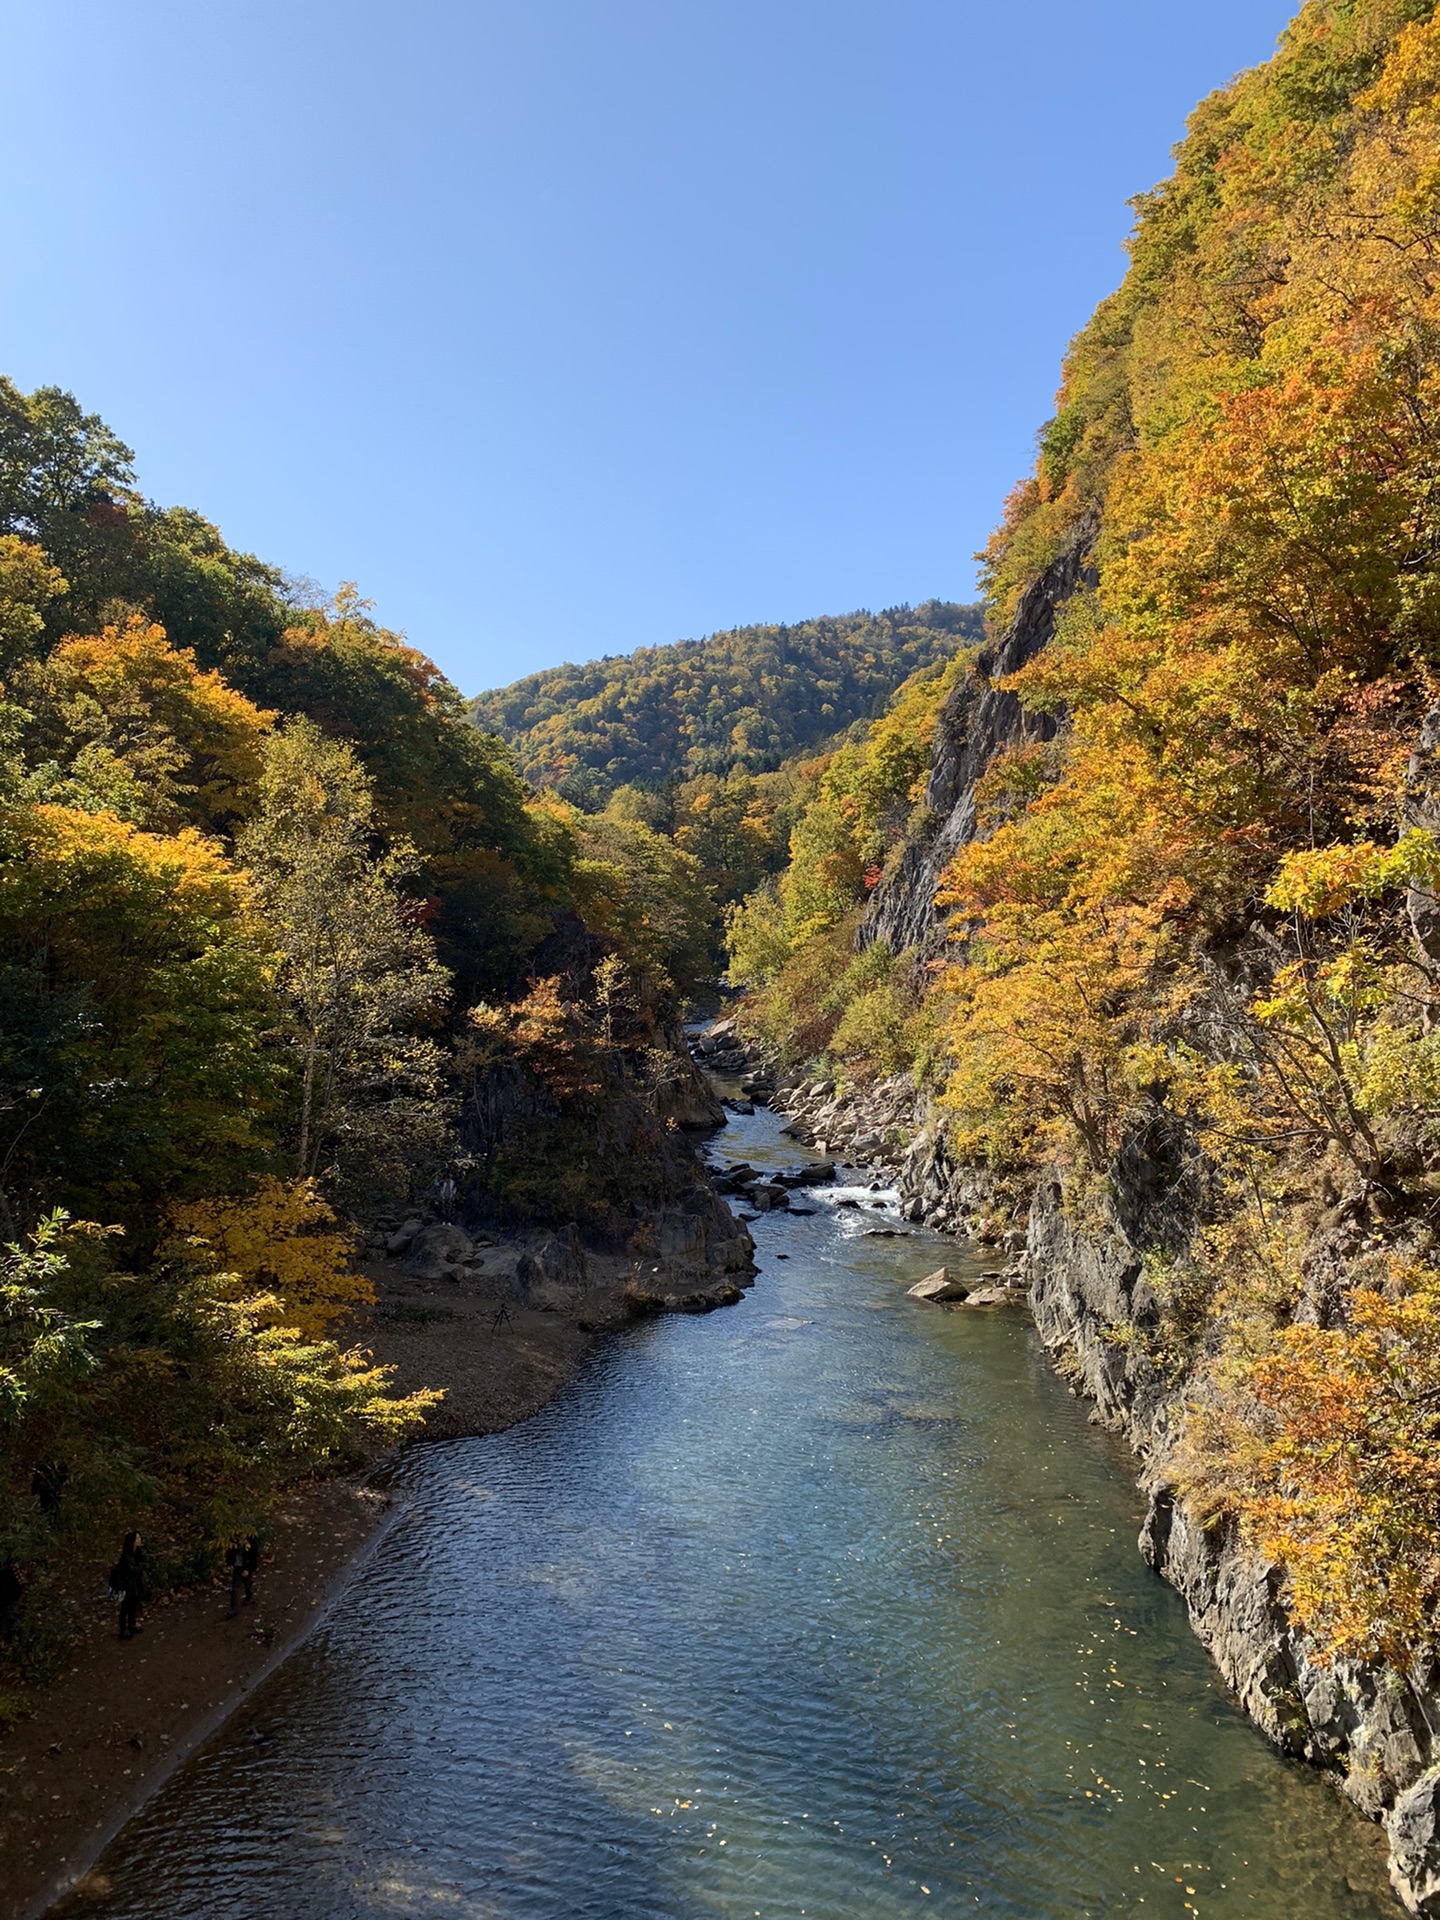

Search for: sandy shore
xmin=3 ymin=1228 xmax=743 ymax=1919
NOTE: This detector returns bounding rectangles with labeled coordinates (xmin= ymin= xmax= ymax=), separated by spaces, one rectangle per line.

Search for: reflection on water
xmin=60 ymin=1109 xmax=1395 ymax=1919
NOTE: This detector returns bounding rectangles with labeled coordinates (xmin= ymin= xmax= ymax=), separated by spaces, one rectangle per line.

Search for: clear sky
xmin=0 ymin=1 xmax=1296 ymax=694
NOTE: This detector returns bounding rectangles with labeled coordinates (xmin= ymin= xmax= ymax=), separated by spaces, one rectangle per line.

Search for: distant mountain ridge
xmin=470 ymin=601 xmax=982 ymax=798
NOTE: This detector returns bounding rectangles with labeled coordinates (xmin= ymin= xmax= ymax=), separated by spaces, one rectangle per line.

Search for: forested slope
xmin=469 ymin=603 xmax=981 ymax=802
xmin=728 ymin=5 xmax=1440 ymax=1873
xmin=0 ymin=382 xmax=727 ymax=1684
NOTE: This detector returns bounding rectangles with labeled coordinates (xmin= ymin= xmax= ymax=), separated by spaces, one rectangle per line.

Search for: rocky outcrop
xmin=863 ymin=511 xmax=1098 ymax=956
xmin=1392 ymin=1778 xmax=1440 ymax=1917
xmin=651 ymin=1028 xmax=728 ymax=1129
xmin=454 ymin=1023 xmax=753 ymax=1282
xmin=371 ymin=1023 xmax=761 ymax=1334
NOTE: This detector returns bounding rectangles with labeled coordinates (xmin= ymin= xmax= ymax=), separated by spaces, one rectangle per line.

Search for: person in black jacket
xmin=226 ymin=1536 xmax=259 ymax=1615
xmin=112 ymin=1532 xmax=146 ymax=1639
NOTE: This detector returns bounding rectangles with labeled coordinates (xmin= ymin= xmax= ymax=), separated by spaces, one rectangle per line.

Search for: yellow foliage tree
xmin=20 ymin=615 xmax=273 ymax=831
xmin=167 ymin=1177 xmax=372 ymax=1340
xmin=0 ymin=534 xmax=65 ymax=671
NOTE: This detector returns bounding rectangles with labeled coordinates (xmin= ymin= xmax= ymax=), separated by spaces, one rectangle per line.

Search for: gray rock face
xmin=1390 ymin=1773 xmax=1440 ymax=1915
xmin=651 ymin=1048 xmax=728 ymax=1129
xmin=863 ymin=511 xmax=1098 ymax=956
xmin=1026 ymin=1171 xmax=1440 ymax=1910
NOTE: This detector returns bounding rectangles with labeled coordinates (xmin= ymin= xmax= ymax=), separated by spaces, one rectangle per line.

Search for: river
xmin=60 ymin=1106 xmax=1396 ymax=1919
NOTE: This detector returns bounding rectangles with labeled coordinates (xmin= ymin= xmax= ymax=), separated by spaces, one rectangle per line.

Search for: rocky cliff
xmin=767 ymin=519 xmax=1440 ymax=1915
xmin=455 ymin=1028 xmax=753 ymax=1305
xmin=862 ymin=512 xmax=1095 ymax=955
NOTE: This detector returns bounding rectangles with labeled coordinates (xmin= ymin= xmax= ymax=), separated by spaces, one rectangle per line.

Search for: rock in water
xmin=906 ymin=1268 xmax=970 ymax=1304
xmin=746 ymin=1183 xmax=789 ymax=1212
xmin=773 ymin=1161 xmax=837 ymax=1188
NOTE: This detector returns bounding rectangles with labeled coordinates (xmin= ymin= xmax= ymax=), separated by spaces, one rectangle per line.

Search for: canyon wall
xmin=772 ymin=532 xmax=1440 ymax=1916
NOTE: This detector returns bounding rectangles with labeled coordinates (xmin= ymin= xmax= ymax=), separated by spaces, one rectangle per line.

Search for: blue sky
xmin=0 ymin=1 xmax=1296 ymax=694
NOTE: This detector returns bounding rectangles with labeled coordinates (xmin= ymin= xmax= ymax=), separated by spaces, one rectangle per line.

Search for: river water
xmin=62 ymin=1107 xmax=1396 ymax=1919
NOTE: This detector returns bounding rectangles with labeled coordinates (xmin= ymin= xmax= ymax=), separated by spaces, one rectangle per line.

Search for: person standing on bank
xmin=112 ymin=1531 xmax=146 ymax=1640
xmin=226 ymin=1536 xmax=259 ymax=1615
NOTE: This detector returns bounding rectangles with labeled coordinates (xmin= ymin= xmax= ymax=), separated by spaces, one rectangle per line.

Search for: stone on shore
xmin=386 ymin=1216 xmax=424 ymax=1254
xmin=907 ymin=1268 xmax=970 ymax=1304
xmin=403 ymin=1223 xmax=485 ymax=1280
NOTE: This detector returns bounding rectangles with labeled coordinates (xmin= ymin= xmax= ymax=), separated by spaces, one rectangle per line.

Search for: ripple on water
xmin=60 ymin=1106 xmax=1397 ymax=1920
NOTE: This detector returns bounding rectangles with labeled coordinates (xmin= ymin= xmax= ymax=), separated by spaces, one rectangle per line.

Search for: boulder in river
xmin=746 ymin=1183 xmax=789 ymax=1211
xmin=772 ymin=1161 xmax=836 ymax=1189
xmin=961 ymin=1285 xmax=1028 ymax=1308
xmin=694 ymin=1016 xmax=740 ymax=1053
xmin=907 ymin=1268 xmax=970 ymax=1304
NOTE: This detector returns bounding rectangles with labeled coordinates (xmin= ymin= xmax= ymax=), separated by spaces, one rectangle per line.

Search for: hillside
xmin=468 ymin=602 xmax=982 ymax=801
xmin=725 ymin=2 xmax=1440 ymax=1902
xmin=0 ymin=376 xmax=747 ymax=1690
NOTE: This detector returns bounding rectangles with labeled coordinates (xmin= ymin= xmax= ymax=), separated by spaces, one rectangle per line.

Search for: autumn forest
xmin=10 ymin=0 xmax=1440 ymax=1902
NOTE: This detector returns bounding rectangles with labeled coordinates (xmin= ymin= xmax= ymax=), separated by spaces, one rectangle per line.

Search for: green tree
xmin=238 ymin=720 xmax=451 ymax=1202
xmin=571 ymin=807 xmax=715 ymax=1000
xmin=0 ymin=802 xmax=282 ymax=1239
